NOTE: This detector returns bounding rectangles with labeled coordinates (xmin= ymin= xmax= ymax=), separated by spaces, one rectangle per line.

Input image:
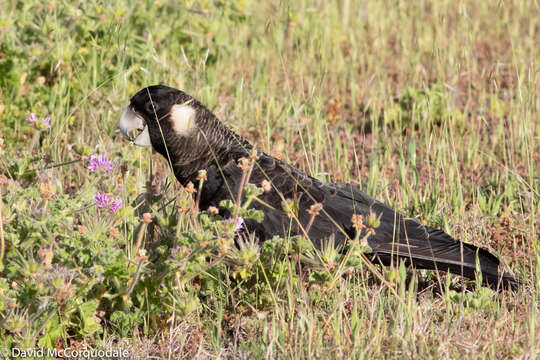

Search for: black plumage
xmin=119 ymin=85 xmax=517 ymax=289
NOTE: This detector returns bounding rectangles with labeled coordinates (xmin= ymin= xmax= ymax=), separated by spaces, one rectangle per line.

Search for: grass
xmin=0 ymin=0 xmax=538 ymax=358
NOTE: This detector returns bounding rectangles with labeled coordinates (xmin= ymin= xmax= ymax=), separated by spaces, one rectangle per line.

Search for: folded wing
xmin=198 ymin=152 xmax=516 ymax=288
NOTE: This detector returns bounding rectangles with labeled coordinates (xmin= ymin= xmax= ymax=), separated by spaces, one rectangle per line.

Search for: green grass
xmin=0 ymin=0 xmax=538 ymax=358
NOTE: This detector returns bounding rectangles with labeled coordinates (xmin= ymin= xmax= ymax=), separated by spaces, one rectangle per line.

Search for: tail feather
xmin=368 ymin=226 xmax=518 ymax=289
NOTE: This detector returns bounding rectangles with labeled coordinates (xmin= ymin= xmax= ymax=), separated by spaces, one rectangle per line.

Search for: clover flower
xmin=142 ymin=212 xmax=154 ymax=224
xmin=93 ymin=191 xmax=123 ymax=213
xmin=237 ymin=157 xmax=250 ymax=171
xmin=94 ymin=192 xmax=111 ymax=208
xmin=109 ymin=198 xmax=123 ymax=212
xmin=87 ymin=154 xmax=114 ymax=173
xmin=109 ymin=228 xmax=120 ymax=238
xmin=236 ymin=217 xmax=244 ymax=231
xmin=261 ymin=179 xmax=272 ymax=192
xmin=307 ymin=203 xmax=323 ymax=216
xmin=26 ymin=113 xmax=52 ymax=130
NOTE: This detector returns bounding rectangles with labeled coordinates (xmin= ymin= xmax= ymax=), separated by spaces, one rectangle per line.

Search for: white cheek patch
xmin=170 ymin=104 xmax=196 ymax=136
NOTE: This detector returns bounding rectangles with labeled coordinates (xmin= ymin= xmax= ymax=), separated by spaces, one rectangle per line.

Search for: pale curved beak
xmin=119 ymin=106 xmax=152 ymax=147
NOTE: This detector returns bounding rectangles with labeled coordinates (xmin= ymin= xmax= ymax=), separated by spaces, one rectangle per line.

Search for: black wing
xmin=196 ymin=153 xmax=516 ymax=288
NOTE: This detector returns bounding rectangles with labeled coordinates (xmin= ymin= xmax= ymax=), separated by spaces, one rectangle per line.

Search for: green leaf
xmin=241 ymin=208 xmax=264 ymax=223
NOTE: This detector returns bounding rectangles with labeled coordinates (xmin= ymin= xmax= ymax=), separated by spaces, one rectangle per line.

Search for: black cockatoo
xmin=119 ymin=85 xmax=517 ymax=288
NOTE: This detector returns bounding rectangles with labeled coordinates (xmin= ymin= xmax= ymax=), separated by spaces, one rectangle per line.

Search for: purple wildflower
xmin=98 ymin=275 xmax=104 ymax=282
xmin=94 ymin=192 xmax=111 ymax=208
xmin=26 ymin=113 xmax=37 ymax=124
xmin=87 ymin=155 xmax=114 ymax=173
xmin=236 ymin=217 xmax=244 ymax=231
xmin=42 ymin=116 xmax=51 ymax=128
xmin=109 ymin=198 xmax=123 ymax=212
xmin=26 ymin=113 xmax=52 ymax=129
